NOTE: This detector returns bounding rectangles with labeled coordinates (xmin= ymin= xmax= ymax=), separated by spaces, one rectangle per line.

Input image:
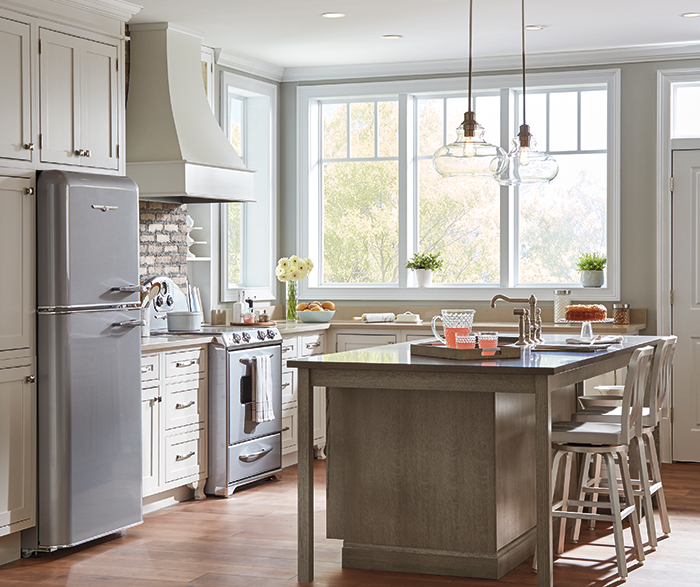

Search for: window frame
xmin=297 ymin=69 xmax=621 ymax=302
xmin=220 ymin=70 xmax=278 ymax=302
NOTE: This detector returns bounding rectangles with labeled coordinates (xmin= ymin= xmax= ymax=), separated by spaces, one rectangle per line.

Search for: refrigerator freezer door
xmin=37 ymin=308 xmax=142 ymax=548
xmin=37 ymin=170 xmax=141 ymax=309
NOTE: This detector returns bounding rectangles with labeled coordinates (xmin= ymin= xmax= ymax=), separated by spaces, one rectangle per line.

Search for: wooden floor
xmin=2 ymin=461 xmax=699 ymax=587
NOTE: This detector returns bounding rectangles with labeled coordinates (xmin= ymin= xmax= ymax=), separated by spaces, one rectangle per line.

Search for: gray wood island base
xmin=290 ymin=335 xmax=660 ymax=587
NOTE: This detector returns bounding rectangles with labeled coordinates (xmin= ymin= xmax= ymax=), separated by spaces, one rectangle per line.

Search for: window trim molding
xmin=297 ymin=69 xmax=621 ymax=302
xmin=220 ymin=70 xmax=278 ymax=302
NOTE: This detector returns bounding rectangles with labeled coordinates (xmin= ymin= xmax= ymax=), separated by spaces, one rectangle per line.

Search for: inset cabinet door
xmin=39 ymin=28 xmax=118 ymax=170
xmin=0 ymin=16 xmax=32 ymax=162
xmin=142 ymin=384 xmax=160 ymax=496
xmin=0 ymin=175 xmax=34 ymax=353
xmin=0 ymin=364 xmax=36 ymax=537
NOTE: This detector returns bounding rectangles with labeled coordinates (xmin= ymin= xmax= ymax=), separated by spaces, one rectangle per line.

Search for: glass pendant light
xmin=497 ymin=0 xmax=558 ymax=185
xmin=433 ymin=0 xmax=507 ymax=178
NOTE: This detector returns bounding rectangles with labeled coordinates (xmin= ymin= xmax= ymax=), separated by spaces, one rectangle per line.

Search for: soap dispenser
xmin=233 ymin=291 xmax=244 ymax=323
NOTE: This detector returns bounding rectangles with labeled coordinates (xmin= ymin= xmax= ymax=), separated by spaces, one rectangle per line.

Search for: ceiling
xmin=129 ymin=0 xmax=700 ymax=72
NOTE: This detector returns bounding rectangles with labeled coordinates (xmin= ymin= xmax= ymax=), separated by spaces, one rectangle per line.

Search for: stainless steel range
xmin=203 ymin=325 xmax=283 ymax=496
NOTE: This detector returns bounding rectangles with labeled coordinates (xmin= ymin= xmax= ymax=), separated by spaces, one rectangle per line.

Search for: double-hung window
xmin=298 ymin=70 xmax=620 ymax=301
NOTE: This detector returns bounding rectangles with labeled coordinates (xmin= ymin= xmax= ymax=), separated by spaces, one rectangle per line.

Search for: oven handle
xmin=239 ymin=353 xmax=274 ymax=365
xmin=238 ymin=445 xmax=273 ymax=462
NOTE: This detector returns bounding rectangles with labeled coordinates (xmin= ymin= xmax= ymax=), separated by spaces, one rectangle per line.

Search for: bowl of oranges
xmin=296 ymin=301 xmax=336 ymax=323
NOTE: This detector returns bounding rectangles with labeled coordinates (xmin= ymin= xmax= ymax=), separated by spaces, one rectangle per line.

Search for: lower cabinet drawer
xmin=227 ymin=434 xmax=281 ymax=484
xmin=165 ymin=347 xmax=205 ymax=378
xmin=164 ymin=377 xmax=203 ymax=430
xmin=281 ymin=410 xmax=297 ymax=452
xmin=164 ymin=428 xmax=204 ymax=483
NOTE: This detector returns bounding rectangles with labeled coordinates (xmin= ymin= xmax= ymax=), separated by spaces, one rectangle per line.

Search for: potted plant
xmin=576 ymin=252 xmax=606 ymax=287
xmin=406 ymin=252 xmax=444 ymax=287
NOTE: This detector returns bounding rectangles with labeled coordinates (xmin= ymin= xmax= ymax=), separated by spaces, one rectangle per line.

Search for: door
xmin=142 ymin=384 xmax=160 ymax=496
xmin=81 ymin=39 xmax=118 ymax=170
xmin=39 ymin=28 xmax=81 ymax=166
xmin=0 ymin=175 xmax=34 ymax=353
xmin=0 ymin=363 xmax=36 ymax=537
xmin=0 ymin=16 xmax=32 ymax=161
xmin=672 ymin=149 xmax=700 ymax=461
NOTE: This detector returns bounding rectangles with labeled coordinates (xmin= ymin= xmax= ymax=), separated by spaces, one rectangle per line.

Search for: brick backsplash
xmin=139 ymin=201 xmax=188 ymax=287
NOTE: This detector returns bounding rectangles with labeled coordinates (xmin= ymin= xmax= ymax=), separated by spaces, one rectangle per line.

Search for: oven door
xmin=227 ymin=344 xmax=282 ymax=444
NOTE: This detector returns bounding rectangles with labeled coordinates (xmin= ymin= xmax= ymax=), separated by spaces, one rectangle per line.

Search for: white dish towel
xmin=252 ymin=354 xmax=275 ymax=423
xmin=566 ymin=335 xmax=624 ymax=345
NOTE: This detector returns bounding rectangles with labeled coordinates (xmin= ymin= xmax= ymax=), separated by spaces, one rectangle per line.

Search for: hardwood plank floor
xmin=2 ymin=461 xmax=699 ymax=586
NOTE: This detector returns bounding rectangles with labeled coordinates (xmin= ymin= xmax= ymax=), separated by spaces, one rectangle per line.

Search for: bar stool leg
xmin=588 ymin=453 xmax=603 ymax=530
xmin=571 ymin=452 xmax=593 ymax=543
xmin=634 ymin=435 xmax=657 ymax=548
xmin=604 ymin=452 xmax=628 ymax=578
xmin=618 ymin=448 xmax=645 ymax=564
xmin=557 ymin=452 xmax=574 ymax=554
xmin=645 ymin=429 xmax=671 ymax=535
xmin=534 ymin=449 xmax=566 ymax=571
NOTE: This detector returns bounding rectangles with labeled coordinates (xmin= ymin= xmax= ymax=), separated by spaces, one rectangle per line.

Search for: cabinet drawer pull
xmin=142 ymin=364 xmax=154 ymax=373
xmin=175 ymin=359 xmax=197 ymax=368
xmin=282 ymin=345 xmax=294 ymax=353
xmin=305 ymin=341 xmax=321 ymax=349
xmin=74 ymin=149 xmax=85 ymax=157
xmin=24 ymin=187 xmax=34 ymax=195
xmin=175 ymin=451 xmax=195 ymax=462
xmin=175 ymin=400 xmax=196 ymax=410
xmin=238 ymin=446 xmax=273 ymax=462
xmin=26 ymin=375 xmax=36 ymax=384
xmin=282 ymin=382 xmax=290 ymax=389
xmin=281 ymin=426 xmax=290 ymax=433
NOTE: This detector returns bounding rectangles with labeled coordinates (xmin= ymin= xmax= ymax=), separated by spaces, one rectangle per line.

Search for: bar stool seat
xmin=571 ymin=406 xmax=654 ymax=427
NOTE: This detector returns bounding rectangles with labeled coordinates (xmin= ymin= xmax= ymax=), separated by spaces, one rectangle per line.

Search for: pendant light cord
xmin=521 ymin=0 xmax=526 ymax=126
xmin=468 ymin=0 xmax=473 ymax=112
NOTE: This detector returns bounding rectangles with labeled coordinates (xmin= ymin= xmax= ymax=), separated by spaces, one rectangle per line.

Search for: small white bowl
xmin=297 ymin=310 xmax=335 ymax=323
xmin=167 ymin=311 xmax=203 ymax=331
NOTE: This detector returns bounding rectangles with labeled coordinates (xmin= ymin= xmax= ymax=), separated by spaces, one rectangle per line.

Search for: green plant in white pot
xmin=576 ymin=252 xmax=606 ymax=287
xmin=406 ymin=252 xmax=444 ymax=287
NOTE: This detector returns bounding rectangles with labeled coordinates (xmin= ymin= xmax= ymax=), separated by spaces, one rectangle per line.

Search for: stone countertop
xmin=141 ymin=334 xmax=215 ymax=353
xmin=287 ymin=334 xmax=660 ymax=376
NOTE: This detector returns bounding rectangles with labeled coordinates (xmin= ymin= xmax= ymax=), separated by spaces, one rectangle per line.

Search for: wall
xmin=279 ymin=57 xmax=700 ymax=333
xmin=139 ymin=201 xmax=188 ymax=287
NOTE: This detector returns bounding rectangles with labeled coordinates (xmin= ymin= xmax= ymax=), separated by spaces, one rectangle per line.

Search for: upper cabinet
xmin=0 ymin=15 xmax=32 ymax=162
xmin=39 ymin=29 xmax=119 ymax=170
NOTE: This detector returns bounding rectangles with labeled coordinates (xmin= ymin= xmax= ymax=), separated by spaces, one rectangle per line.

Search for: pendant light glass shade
xmin=433 ymin=113 xmax=507 ymax=178
xmin=497 ymin=124 xmax=558 ymax=185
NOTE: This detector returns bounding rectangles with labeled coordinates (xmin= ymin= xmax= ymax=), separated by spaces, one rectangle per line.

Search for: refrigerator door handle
xmin=112 ymin=319 xmax=146 ymax=328
xmin=113 ymin=285 xmax=148 ymax=294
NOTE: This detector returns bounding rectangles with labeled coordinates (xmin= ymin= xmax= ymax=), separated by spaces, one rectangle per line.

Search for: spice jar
xmin=613 ymin=303 xmax=630 ymax=325
xmin=553 ymin=289 xmax=572 ymax=323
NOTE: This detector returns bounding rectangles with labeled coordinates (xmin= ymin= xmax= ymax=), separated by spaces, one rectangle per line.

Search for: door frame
xmin=656 ymin=68 xmax=700 ymax=462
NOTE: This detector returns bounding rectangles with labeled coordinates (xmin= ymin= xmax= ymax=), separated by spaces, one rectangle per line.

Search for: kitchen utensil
xmin=431 ymin=309 xmax=475 ymax=349
xmin=142 ymin=283 xmax=160 ymax=308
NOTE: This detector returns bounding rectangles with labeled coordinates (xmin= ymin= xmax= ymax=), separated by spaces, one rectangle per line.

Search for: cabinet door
xmin=336 ymin=333 xmax=397 ymax=352
xmin=81 ymin=39 xmax=118 ymax=170
xmin=0 ymin=364 xmax=35 ymax=536
xmin=141 ymin=384 xmax=160 ymax=497
xmin=0 ymin=176 xmax=34 ymax=353
xmin=39 ymin=29 xmax=81 ymax=166
xmin=0 ymin=17 xmax=32 ymax=162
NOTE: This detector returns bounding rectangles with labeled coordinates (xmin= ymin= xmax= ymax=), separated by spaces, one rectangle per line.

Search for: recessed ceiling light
xmin=681 ymin=12 xmax=700 ymax=18
xmin=321 ymin=12 xmax=345 ymax=18
xmin=382 ymin=34 xmax=403 ymax=39
xmin=524 ymin=24 xmax=545 ymax=31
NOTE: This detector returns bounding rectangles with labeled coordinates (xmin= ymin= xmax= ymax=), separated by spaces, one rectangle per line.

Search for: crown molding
xmin=281 ymin=41 xmax=700 ymax=83
xmin=53 ymin=0 xmax=141 ymax=21
xmin=215 ymin=50 xmax=284 ymax=83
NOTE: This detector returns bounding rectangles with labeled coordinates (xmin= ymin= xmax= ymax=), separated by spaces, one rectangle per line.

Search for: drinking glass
xmin=455 ymin=334 xmax=476 ymax=349
xmin=478 ymin=332 xmax=499 ymax=356
xmin=431 ymin=309 xmax=476 ymax=349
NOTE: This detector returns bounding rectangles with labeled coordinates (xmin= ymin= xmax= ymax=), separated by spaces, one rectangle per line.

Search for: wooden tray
xmin=410 ymin=342 xmax=522 ymax=360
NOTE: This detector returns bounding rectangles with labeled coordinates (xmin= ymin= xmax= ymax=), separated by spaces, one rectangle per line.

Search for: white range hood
xmin=126 ymin=23 xmax=255 ymax=204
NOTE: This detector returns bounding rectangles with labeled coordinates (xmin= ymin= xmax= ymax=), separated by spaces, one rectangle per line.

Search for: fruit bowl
xmin=298 ymin=310 xmax=335 ymax=323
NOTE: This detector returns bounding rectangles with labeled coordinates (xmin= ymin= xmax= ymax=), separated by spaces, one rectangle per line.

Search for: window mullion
xmin=398 ymin=94 xmax=412 ymax=288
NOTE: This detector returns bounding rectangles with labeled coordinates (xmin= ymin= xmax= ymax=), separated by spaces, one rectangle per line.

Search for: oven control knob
xmin=242 ymin=332 xmax=251 ymax=342
xmin=232 ymin=333 xmax=241 ymax=343
xmin=257 ymin=330 xmax=266 ymax=340
xmin=266 ymin=329 xmax=276 ymax=339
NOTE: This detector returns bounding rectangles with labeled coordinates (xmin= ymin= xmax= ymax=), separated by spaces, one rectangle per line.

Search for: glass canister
xmin=613 ymin=303 xmax=630 ymax=325
xmin=553 ymin=289 xmax=572 ymax=323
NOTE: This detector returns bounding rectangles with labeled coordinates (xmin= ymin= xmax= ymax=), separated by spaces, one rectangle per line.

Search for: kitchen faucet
xmin=490 ymin=294 xmax=543 ymax=343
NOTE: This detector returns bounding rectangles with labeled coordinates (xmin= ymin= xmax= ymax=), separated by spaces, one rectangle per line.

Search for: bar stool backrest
xmin=621 ymin=345 xmax=654 ymax=443
xmin=652 ymin=336 xmax=677 ymax=424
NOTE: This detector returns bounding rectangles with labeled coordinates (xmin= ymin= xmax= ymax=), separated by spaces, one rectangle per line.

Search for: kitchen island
xmin=290 ymin=334 xmax=660 ymax=587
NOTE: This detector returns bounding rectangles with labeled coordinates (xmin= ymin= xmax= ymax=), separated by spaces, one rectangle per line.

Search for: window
xmin=672 ymin=82 xmax=700 ymax=138
xmin=299 ymin=70 xmax=620 ymax=301
xmin=220 ymin=72 xmax=277 ymax=301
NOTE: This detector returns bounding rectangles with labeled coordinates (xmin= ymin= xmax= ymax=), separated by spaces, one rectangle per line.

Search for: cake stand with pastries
xmin=563 ymin=304 xmax=612 ymax=340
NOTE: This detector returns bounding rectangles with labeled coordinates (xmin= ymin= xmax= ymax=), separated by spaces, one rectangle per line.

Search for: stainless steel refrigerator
xmin=26 ymin=170 xmax=143 ymax=552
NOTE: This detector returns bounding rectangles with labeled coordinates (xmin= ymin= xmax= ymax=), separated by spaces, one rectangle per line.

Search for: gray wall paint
xmin=278 ymin=58 xmax=700 ymax=332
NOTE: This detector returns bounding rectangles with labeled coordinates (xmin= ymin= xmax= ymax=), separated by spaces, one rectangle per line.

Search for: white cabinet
xmin=336 ymin=332 xmax=397 ymax=352
xmin=141 ymin=346 xmax=208 ymax=499
xmin=0 ymin=15 xmax=32 ymax=163
xmin=0 ymin=361 xmax=35 ymax=537
xmin=0 ymin=174 xmax=34 ymax=356
xmin=39 ymin=29 xmax=119 ymax=170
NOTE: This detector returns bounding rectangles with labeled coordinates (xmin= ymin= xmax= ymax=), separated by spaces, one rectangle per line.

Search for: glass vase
xmin=286 ymin=280 xmax=298 ymax=323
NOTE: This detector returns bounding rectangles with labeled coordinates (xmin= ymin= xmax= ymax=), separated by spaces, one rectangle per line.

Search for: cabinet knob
xmin=74 ymin=149 xmax=85 ymax=157
xmin=84 ymin=150 xmax=91 ymax=157
xmin=23 ymin=143 xmax=34 ymax=151
xmin=24 ymin=187 xmax=34 ymax=195
xmin=26 ymin=375 xmax=36 ymax=384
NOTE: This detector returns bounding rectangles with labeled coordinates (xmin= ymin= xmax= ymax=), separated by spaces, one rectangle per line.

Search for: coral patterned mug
xmin=431 ymin=309 xmax=476 ymax=349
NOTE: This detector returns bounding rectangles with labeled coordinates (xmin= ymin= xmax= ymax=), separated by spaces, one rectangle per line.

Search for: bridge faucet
xmin=490 ymin=294 xmax=541 ymax=343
